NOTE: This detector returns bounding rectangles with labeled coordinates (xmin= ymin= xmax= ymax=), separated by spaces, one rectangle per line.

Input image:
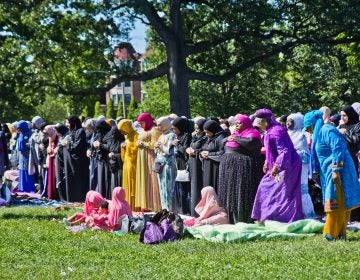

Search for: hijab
xmin=95 ymin=120 xmax=111 ymax=136
xmin=67 ymin=115 xmax=82 ymax=130
xmin=287 ymin=113 xmax=309 ymax=153
xmin=253 ymin=108 xmax=278 ymax=129
xmin=84 ymin=191 xmax=107 ymax=216
xmin=195 ymin=186 xmax=224 ymax=220
xmin=341 ymin=105 xmax=359 ymax=125
xmin=156 ymin=116 xmax=172 ymax=132
xmin=107 ymin=187 xmax=132 ymax=230
xmin=225 ymin=114 xmax=261 ymax=148
xmin=54 ymin=124 xmax=69 ymax=136
xmin=195 ymin=117 xmax=207 ymax=131
xmin=172 ymin=117 xmax=189 ymax=135
xmin=43 ymin=125 xmax=57 ymax=141
xmin=203 ymin=120 xmax=223 ymax=134
xmin=137 ymin=113 xmax=155 ymax=131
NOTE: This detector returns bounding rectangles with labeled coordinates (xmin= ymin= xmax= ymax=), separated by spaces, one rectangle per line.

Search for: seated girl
xmin=100 ymin=187 xmax=132 ymax=231
xmin=185 ymin=186 xmax=229 ymax=227
xmin=63 ymin=191 xmax=107 ymax=226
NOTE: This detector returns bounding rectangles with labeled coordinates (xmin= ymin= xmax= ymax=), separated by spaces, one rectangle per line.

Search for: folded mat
xmin=184 ymin=219 xmax=324 ymax=243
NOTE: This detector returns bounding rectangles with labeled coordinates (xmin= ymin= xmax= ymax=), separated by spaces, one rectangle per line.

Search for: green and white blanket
xmin=185 ymin=219 xmax=324 ymax=243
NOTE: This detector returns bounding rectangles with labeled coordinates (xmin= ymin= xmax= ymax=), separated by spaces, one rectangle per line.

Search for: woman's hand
xmin=186 ymin=147 xmax=194 ymax=156
xmin=263 ymin=162 xmax=268 ymax=173
xmin=270 ymin=165 xmax=279 ymax=177
xmin=200 ymin=151 xmax=209 ymax=158
xmin=332 ymin=171 xmax=341 ymax=186
xmin=93 ymin=141 xmax=100 ymax=148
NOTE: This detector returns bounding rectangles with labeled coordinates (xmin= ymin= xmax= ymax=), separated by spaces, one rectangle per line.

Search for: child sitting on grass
xmin=64 ymin=201 xmax=109 ymax=227
xmin=63 ymin=191 xmax=107 ymax=226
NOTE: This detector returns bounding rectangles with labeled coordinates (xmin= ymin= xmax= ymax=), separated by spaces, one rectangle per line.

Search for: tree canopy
xmin=1 ymin=0 xmax=360 ymax=121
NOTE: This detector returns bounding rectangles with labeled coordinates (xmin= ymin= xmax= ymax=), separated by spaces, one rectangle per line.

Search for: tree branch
xmin=59 ymin=62 xmax=168 ymax=96
xmin=188 ymin=41 xmax=298 ymax=83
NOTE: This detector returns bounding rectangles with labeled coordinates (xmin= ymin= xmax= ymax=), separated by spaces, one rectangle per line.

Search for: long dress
xmin=46 ymin=136 xmax=58 ymax=200
xmin=118 ymin=119 xmax=138 ymax=210
xmin=251 ymin=122 xmax=303 ymax=223
xmin=316 ymin=124 xmax=360 ymax=239
xmin=172 ymin=131 xmax=192 ymax=215
xmin=218 ymin=138 xmax=264 ymax=223
xmin=156 ymin=129 xmax=176 ymax=210
xmin=63 ymin=127 xmax=89 ymax=202
xmin=16 ymin=121 xmax=35 ymax=193
xmin=339 ymin=120 xmax=360 ymax=221
xmin=188 ymin=131 xmax=207 ymax=216
xmin=201 ymin=131 xmax=227 ymax=193
xmin=287 ymin=113 xmax=315 ymax=218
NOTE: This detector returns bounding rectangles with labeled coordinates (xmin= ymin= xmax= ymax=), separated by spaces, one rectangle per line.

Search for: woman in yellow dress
xmin=118 ymin=119 xmax=138 ymax=210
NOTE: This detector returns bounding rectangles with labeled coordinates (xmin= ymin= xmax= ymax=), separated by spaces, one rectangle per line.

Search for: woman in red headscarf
xmin=135 ymin=113 xmax=162 ymax=211
xmin=218 ymin=114 xmax=264 ymax=223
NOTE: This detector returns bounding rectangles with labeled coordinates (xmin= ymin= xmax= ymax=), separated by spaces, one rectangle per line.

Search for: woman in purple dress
xmin=251 ymin=108 xmax=303 ymax=223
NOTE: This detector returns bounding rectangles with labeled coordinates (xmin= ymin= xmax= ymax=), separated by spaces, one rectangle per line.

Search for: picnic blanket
xmin=184 ymin=219 xmax=324 ymax=243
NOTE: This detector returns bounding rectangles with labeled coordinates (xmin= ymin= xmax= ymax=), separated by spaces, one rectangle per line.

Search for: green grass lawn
xmin=1 ymin=207 xmax=360 ymax=280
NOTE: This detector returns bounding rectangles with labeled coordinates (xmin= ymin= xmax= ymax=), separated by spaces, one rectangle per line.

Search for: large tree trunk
xmin=166 ymin=42 xmax=190 ymax=117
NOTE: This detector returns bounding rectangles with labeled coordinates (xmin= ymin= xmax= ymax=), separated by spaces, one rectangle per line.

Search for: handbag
xmin=175 ymin=169 xmax=190 ymax=182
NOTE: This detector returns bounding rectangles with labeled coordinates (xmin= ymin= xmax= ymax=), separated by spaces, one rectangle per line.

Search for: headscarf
xmin=303 ymin=110 xmax=323 ymax=174
xmin=118 ymin=119 xmax=135 ymax=135
xmin=320 ymin=106 xmax=331 ymax=124
xmin=107 ymin=187 xmax=132 ymax=230
xmin=330 ymin=114 xmax=341 ymax=127
xmin=31 ymin=116 xmax=46 ymax=130
xmin=43 ymin=125 xmax=57 ymax=141
xmin=203 ymin=120 xmax=223 ymax=134
xmin=195 ymin=117 xmax=207 ymax=131
xmin=137 ymin=113 xmax=155 ymax=131
xmin=225 ymin=114 xmax=261 ymax=148
xmin=67 ymin=115 xmax=82 ymax=130
xmin=84 ymin=191 xmax=107 ymax=216
xmin=95 ymin=119 xmax=111 ymax=136
xmin=172 ymin=117 xmax=189 ymax=135
xmin=287 ymin=113 xmax=308 ymax=152
xmin=54 ymin=124 xmax=69 ymax=136
xmin=16 ymin=120 xmax=31 ymax=136
xmin=253 ymin=108 xmax=278 ymax=129
xmin=156 ymin=116 xmax=172 ymax=131
xmin=84 ymin=118 xmax=96 ymax=129
xmin=352 ymin=102 xmax=360 ymax=120
xmin=195 ymin=186 xmax=224 ymax=220
xmin=341 ymin=105 xmax=359 ymax=125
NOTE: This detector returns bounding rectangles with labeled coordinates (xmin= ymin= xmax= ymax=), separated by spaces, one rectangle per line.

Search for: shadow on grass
xmin=0 ymin=212 xmax=67 ymax=220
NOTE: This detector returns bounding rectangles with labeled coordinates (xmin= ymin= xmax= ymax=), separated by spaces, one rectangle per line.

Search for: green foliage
xmin=2 ymin=207 xmax=360 ymax=279
xmin=116 ymin=97 xmax=124 ymax=118
xmin=134 ymin=77 xmax=170 ymax=118
xmin=106 ymin=98 xmax=115 ymax=119
xmin=126 ymin=97 xmax=138 ymax=120
xmin=93 ymin=101 xmax=102 ymax=118
xmin=34 ymin=94 xmax=69 ymax=124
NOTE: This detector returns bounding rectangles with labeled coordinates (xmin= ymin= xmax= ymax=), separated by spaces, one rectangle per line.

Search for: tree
xmin=106 ymin=98 xmax=115 ymax=119
xmin=103 ymin=0 xmax=360 ymax=117
xmin=0 ymin=1 xmax=131 ymax=121
xmin=94 ymin=101 xmax=102 ymax=118
xmin=116 ymin=98 xmax=124 ymax=118
xmin=126 ymin=97 xmax=138 ymax=120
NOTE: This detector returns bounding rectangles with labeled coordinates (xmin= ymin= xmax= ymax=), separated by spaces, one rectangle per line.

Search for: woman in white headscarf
xmin=287 ymin=113 xmax=315 ymax=218
xmin=154 ymin=116 xmax=176 ymax=210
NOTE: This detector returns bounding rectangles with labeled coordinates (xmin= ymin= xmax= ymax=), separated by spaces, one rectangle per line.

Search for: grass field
xmin=1 ymin=206 xmax=360 ymax=279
